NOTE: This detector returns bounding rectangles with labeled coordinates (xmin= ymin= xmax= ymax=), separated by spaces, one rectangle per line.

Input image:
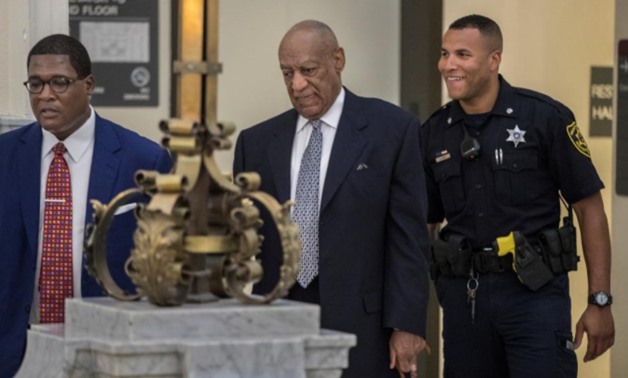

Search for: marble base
xmin=0 ymin=116 xmax=33 ymax=134
xmin=17 ymin=298 xmax=355 ymax=378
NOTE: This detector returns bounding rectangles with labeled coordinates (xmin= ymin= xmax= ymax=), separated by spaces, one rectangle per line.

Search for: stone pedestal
xmin=0 ymin=116 xmax=33 ymax=134
xmin=17 ymin=297 xmax=356 ymax=378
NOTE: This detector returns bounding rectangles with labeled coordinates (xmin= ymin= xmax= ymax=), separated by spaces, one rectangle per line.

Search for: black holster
xmin=430 ymin=234 xmax=471 ymax=279
xmin=512 ymin=231 xmax=554 ymax=291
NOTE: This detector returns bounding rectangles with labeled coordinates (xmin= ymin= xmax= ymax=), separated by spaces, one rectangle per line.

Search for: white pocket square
xmin=114 ymin=202 xmax=138 ymax=216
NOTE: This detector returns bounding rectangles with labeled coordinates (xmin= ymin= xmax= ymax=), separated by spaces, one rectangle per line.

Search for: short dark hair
xmin=449 ymin=14 xmax=503 ymax=51
xmin=27 ymin=34 xmax=91 ymax=78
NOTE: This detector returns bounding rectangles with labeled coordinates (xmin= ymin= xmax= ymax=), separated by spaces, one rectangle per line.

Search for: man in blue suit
xmin=233 ymin=20 xmax=431 ymax=378
xmin=0 ymin=34 xmax=171 ymax=376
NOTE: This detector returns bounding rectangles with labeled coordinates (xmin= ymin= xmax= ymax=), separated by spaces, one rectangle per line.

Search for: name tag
xmin=434 ymin=149 xmax=451 ymax=163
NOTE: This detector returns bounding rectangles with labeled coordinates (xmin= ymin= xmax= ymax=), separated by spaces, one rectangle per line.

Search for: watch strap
xmin=588 ymin=291 xmax=613 ymax=306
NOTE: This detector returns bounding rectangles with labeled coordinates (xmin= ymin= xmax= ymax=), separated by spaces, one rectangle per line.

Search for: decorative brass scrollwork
xmin=84 ymin=119 xmax=301 ymax=306
xmin=84 ymin=0 xmax=300 ymax=306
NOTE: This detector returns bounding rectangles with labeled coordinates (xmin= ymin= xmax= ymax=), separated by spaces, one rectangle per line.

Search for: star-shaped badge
xmin=506 ymin=125 xmax=526 ymax=147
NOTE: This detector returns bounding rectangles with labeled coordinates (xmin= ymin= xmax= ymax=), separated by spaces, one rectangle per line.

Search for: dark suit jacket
xmin=0 ymin=114 xmax=172 ymax=377
xmin=233 ymin=89 xmax=430 ymax=378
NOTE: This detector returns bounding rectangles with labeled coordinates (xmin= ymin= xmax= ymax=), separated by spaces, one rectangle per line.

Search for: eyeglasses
xmin=23 ymin=76 xmax=81 ymax=94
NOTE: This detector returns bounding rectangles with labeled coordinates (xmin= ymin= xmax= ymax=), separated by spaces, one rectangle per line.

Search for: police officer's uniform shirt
xmin=421 ymin=76 xmax=603 ymax=247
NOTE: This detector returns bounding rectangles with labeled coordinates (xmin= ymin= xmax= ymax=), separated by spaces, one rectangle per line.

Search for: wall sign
xmin=589 ymin=66 xmax=613 ymax=137
xmin=69 ymin=0 xmax=158 ymax=107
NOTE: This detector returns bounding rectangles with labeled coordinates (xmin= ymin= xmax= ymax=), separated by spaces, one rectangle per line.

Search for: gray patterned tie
xmin=294 ymin=119 xmax=323 ymax=288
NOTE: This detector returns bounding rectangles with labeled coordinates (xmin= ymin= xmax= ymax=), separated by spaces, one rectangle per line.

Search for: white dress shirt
xmin=290 ymin=88 xmax=345 ymax=205
xmin=32 ymin=107 xmax=95 ymax=322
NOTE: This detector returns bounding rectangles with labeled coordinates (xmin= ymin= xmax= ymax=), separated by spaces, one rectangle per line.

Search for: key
xmin=468 ymin=289 xmax=476 ymax=323
xmin=466 ymin=272 xmax=479 ymax=324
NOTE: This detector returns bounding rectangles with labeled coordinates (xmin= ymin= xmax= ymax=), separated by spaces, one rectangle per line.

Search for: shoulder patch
xmin=566 ymin=122 xmax=591 ymax=158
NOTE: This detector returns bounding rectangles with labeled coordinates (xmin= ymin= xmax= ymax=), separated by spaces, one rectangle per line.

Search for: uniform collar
xmin=445 ymin=75 xmax=517 ymax=128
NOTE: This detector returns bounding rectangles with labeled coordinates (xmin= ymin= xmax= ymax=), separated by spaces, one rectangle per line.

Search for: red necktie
xmin=39 ymin=143 xmax=73 ymax=323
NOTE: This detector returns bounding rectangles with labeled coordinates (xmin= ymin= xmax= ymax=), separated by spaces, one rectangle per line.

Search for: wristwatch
xmin=588 ymin=291 xmax=613 ymax=307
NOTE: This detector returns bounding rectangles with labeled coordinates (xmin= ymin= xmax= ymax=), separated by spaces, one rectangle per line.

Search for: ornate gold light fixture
xmin=83 ymin=0 xmax=301 ymax=306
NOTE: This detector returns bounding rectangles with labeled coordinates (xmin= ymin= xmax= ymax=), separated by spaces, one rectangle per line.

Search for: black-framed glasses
xmin=23 ymin=76 xmax=81 ymax=94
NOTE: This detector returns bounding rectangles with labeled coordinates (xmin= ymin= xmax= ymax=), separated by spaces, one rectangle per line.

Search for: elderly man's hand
xmin=389 ymin=330 xmax=430 ymax=378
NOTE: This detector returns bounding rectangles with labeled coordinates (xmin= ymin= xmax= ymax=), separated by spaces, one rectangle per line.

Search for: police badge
xmin=506 ymin=125 xmax=526 ymax=147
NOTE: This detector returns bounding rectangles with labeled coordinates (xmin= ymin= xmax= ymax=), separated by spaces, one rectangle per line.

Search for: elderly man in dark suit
xmin=233 ymin=20 xmax=430 ymax=378
xmin=0 ymin=34 xmax=171 ymax=376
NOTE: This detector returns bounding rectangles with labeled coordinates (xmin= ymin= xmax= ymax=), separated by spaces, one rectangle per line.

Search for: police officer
xmin=421 ymin=14 xmax=614 ymax=377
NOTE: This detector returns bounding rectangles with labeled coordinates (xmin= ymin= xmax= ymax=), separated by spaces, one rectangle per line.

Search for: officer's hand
xmin=389 ymin=330 xmax=429 ymax=378
xmin=574 ymin=306 xmax=614 ymax=362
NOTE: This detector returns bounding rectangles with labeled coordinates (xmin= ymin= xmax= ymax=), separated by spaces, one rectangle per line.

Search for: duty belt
xmin=430 ymin=225 xmax=579 ymax=291
xmin=471 ymin=247 xmax=512 ymax=274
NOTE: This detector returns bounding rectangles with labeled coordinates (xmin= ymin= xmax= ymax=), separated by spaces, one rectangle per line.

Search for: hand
xmin=388 ymin=330 xmax=429 ymax=378
xmin=574 ymin=306 xmax=614 ymax=362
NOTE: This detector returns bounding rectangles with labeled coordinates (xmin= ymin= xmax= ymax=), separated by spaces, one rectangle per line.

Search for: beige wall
xmin=443 ymin=1 xmax=615 ymax=377
xmin=612 ymin=1 xmax=628 ymax=377
xmin=100 ymin=0 xmax=401 ymax=173
xmin=214 ymin=0 xmax=401 ymax=172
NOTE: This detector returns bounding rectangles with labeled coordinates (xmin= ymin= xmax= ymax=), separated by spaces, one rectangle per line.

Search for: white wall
xmin=0 ymin=0 xmax=68 ymax=122
xmin=0 ymin=0 xmax=27 ymax=119
xmin=443 ymin=2 xmax=615 ymax=378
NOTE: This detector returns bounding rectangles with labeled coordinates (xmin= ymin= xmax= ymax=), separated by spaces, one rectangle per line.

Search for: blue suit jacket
xmin=234 ymin=89 xmax=431 ymax=378
xmin=0 ymin=114 xmax=172 ymax=377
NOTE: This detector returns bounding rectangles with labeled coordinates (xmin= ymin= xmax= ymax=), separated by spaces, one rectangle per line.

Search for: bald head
xmin=280 ymin=20 xmax=339 ymax=59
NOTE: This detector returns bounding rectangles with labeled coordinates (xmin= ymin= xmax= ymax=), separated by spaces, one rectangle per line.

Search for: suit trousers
xmin=288 ymin=276 xmax=321 ymax=304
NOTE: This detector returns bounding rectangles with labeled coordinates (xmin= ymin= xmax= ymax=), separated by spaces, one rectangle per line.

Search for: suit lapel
xmin=18 ymin=125 xmax=43 ymax=254
xmin=267 ymin=111 xmax=297 ymax=202
xmin=321 ymin=91 xmax=368 ymax=211
xmin=85 ymin=115 xmax=121 ymax=225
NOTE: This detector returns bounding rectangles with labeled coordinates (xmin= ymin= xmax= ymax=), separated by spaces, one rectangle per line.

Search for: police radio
xmin=460 ymin=125 xmax=481 ymax=160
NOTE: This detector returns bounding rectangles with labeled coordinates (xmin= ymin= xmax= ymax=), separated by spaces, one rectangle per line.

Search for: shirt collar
xmin=42 ymin=106 xmax=96 ymax=163
xmin=445 ymin=75 xmax=517 ymax=128
xmin=296 ymin=87 xmax=345 ymax=133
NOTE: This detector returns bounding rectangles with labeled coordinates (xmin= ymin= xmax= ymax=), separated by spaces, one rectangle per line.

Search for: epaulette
xmin=514 ymin=87 xmax=574 ymax=119
xmin=515 ymin=86 xmax=586 ymax=157
xmin=422 ymin=101 xmax=453 ymax=127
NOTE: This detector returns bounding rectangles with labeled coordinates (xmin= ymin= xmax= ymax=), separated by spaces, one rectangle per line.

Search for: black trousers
xmin=436 ymin=271 xmax=577 ymax=378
